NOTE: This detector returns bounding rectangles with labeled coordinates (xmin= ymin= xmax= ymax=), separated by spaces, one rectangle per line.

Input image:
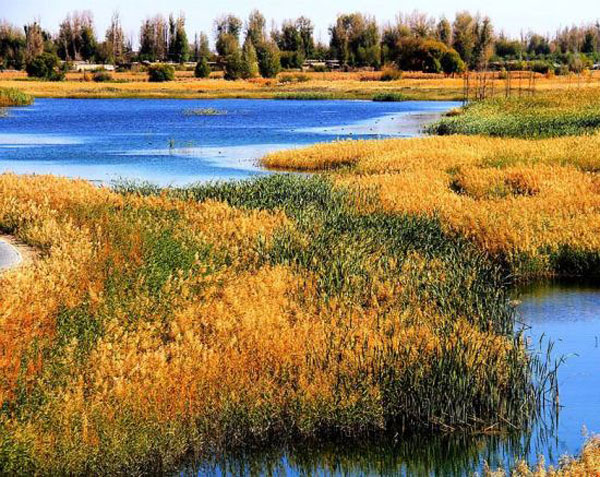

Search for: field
xmin=1 ymin=70 xmax=600 ymax=101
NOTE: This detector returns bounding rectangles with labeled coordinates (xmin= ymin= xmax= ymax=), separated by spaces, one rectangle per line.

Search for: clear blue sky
xmin=2 ymin=0 xmax=599 ymax=47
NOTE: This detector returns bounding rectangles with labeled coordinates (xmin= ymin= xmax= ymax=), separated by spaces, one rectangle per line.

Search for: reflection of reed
xmin=188 ymin=423 xmax=561 ymax=476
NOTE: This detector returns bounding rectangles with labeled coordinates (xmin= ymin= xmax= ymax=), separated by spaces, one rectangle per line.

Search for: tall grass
xmin=0 ymin=88 xmax=33 ymax=107
xmin=262 ymin=134 xmax=600 ymax=280
xmin=0 ymin=173 xmax=553 ymax=474
xmin=372 ymin=92 xmax=407 ymax=102
xmin=427 ymin=89 xmax=600 ymax=138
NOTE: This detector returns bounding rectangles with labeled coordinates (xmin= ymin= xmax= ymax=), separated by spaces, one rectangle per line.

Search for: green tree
xmin=256 ymin=41 xmax=281 ymax=78
xmin=246 ymin=10 xmax=266 ymax=48
xmin=224 ymin=47 xmax=243 ymax=80
xmin=25 ymin=52 xmax=64 ymax=80
xmin=57 ymin=11 xmax=97 ymax=61
xmin=105 ymin=12 xmax=125 ymax=64
xmin=275 ymin=20 xmax=305 ymax=68
xmin=172 ymin=15 xmax=189 ymax=63
xmin=0 ymin=22 xmax=26 ymax=70
xmin=241 ymin=37 xmax=259 ymax=78
xmin=394 ymin=38 xmax=447 ymax=72
xmin=215 ymin=15 xmax=242 ymax=57
xmin=329 ymin=13 xmax=380 ymax=68
xmin=437 ymin=18 xmax=452 ymax=47
xmin=441 ymin=49 xmax=466 ymax=75
xmin=194 ymin=56 xmax=211 ymax=78
xmin=452 ymin=12 xmax=476 ymax=66
xmin=472 ymin=17 xmax=494 ymax=70
xmin=193 ymin=32 xmax=210 ymax=61
xmin=296 ymin=16 xmax=315 ymax=57
xmin=24 ymin=22 xmax=44 ymax=62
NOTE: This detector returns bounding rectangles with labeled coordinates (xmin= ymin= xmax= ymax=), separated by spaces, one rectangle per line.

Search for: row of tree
xmin=1 ymin=10 xmax=600 ymax=75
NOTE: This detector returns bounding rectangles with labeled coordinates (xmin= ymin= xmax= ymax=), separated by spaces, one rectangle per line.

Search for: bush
xmin=312 ymin=64 xmax=328 ymax=73
xmin=147 ymin=64 xmax=175 ymax=82
xmin=372 ymin=92 xmax=407 ymax=102
xmin=529 ymin=61 xmax=551 ymax=74
xmin=25 ymin=53 xmax=65 ymax=81
xmin=194 ymin=57 xmax=211 ymax=78
xmin=441 ymin=50 xmax=466 ymax=75
xmin=380 ymin=68 xmax=402 ymax=81
xmin=92 ymin=71 xmax=113 ymax=82
xmin=278 ymin=73 xmax=310 ymax=84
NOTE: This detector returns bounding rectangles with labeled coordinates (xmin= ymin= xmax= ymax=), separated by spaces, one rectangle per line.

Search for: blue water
xmin=518 ymin=282 xmax=600 ymax=464
xmin=0 ymin=98 xmax=457 ymax=185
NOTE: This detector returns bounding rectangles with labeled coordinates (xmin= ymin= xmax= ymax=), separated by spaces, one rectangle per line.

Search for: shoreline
xmin=0 ymin=234 xmax=34 ymax=271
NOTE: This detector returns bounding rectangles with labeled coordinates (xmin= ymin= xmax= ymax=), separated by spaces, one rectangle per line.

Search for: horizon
xmin=2 ymin=0 xmax=600 ymax=48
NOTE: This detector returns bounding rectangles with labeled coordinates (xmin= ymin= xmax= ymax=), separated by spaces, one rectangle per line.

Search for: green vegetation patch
xmin=0 ymin=88 xmax=34 ymax=107
xmin=427 ymin=89 xmax=600 ymax=138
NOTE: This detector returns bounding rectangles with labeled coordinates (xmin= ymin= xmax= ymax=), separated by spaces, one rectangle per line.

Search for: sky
xmin=2 ymin=0 xmax=599 ymax=47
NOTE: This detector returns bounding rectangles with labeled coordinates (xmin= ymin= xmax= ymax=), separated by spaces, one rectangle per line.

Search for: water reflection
xmin=185 ymin=429 xmax=558 ymax=476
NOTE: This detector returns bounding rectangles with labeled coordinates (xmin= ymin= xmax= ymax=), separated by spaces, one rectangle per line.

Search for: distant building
xmin=70 ymin=61 xmax=115 ymax=72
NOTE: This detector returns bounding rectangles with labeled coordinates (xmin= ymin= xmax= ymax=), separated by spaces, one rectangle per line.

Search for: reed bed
xmin=428 ymin=89 xmax=600 ymax=137
xmin=486 ymin=437 xmax=600 ymax=476
xmin=0 ymin=173 xmax=549 ymax=474
xmin=0 ymin=87 xmax=33 ymax=107
xmin=262 ymin=134 xmax=600 ymax=279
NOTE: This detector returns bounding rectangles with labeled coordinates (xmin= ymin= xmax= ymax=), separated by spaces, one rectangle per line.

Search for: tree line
xmin=1 ymin=9 xmax=600 ymax=79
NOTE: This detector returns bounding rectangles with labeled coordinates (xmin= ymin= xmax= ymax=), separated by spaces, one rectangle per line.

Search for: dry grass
xmin=486 ymin=437 xmax=600 ymax=476
xmin=0 ymin=173 xmax=540 ymax=474
xmin=3 ymin=70 xmax=599 ymax=101
xmin=262 ymin=133 xmax=600 ymax=278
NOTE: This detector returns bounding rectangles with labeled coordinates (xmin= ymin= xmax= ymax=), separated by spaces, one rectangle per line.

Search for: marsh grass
xmin=372 ymin=92 xmax=408 ymax=102
xmin=274 ymin=92 xmax=340 ymax=100
xmin=427 ymin=89 xmax=600 ymax=138
xmin=262 ymin=135 xmax=600 ymax=280
xmin=0 ymin=88 xmax=33 ymax=107
xmin=182 ymin=108 xmax=227 ymax=116
xmin=0 ymin=173 xmax=554 ymax=475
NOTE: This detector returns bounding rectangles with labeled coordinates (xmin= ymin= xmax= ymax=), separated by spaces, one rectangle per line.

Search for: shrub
xmin=441 ymin=50 xmax=466 ymax=75
xmin=92 ymin=71 xmax=113 ymax=82
xmin=25 ymin=52 xmax=65 ymax=81
xmin=278 ymin=73 xmax=310 ymax=84
xmin=147 ymin=64 xmax=175 ymax=82
xmin=372 ymin=92 xmax=407 ymax=102
xmin=529 ymin=61 xmax=551 ymax=74
xmin=312 ymin=64 xmax=328 ymax=73
xmin=194 ymin=57 xmax=211 ymax=78
xmin=380 ymin=68 xmax=403 ymax=81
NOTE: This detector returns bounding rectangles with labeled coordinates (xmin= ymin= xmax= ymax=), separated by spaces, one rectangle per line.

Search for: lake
xmin=0 ymin=98 xmax=457 ymax=185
